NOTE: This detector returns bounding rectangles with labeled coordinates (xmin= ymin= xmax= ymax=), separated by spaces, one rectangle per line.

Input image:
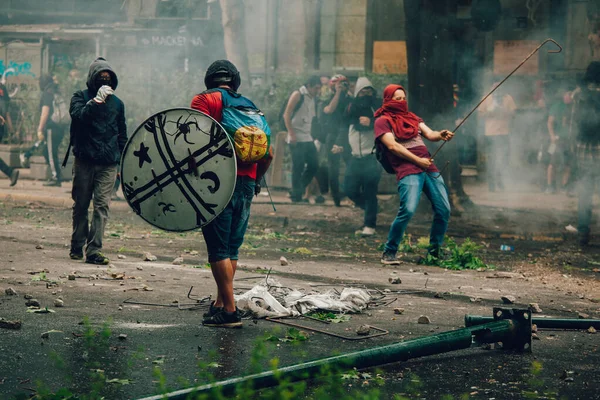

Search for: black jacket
xmin=576 ymin=89 xmax=600 ymax=146
xmin=69 ymin=57 xmax=127 ymax=166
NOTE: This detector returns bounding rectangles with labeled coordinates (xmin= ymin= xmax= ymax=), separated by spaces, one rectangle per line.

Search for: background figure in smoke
xmin=0 ymin=80 xmax=19 ymax=186
xmin=375 ymin=85 xmax=453 ymax=266
xmin=344 ymin=77 xmax=381 ymax=236
xmin=283 ymin=76 xmax=321 ymax=203
xmin=322 ymin=74 xmax=352 ymax=207
xmin=68 ymin=57 xmax=127 ymax=265
xmin=574 ymin=62 xmax=600 ymax=246
xmin=35 ymin=75 xmax=68 ymax=187
xmin=545 ymin=82 xmax=574 ymax=194
xmin=479 ymin=82 xmax=516 ymax=192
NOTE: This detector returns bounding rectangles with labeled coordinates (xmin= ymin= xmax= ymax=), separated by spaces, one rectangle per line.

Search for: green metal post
xmin=139 ymin=319 xmax=522 ymax=400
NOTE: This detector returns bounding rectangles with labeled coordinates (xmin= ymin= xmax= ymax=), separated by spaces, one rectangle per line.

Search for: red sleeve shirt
xmin=190 ymin=91 xmax=257 ymax=179
xmin=374 ymin=117 xmax=437 ymax=182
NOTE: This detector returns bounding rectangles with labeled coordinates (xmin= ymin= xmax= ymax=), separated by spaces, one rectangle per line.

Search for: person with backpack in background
xmin=34 ymin=75 xmax=70 ymax=187
xmin=322 ymin=74 xmax=352 ymax=207
xmin=68 ymin=57 xmax=127 ymax=265
xmin=282 ymin=75 xmax=321 ymax=203
xmin=191 ymin=60 xmax=274 ymax=328
xmin=344 ymin=77 xmax=381 ymax=236
xmin=0 ymin=80 xmax=19 ymax=187
xmin=374 ymin=84 xmax=453 ymax=266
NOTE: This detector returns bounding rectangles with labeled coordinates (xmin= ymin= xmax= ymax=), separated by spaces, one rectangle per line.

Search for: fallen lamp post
xmin=138 ymin=308 xmax=531 ymax=400
xmin=465 ymin=314 xmax=600 ymax=330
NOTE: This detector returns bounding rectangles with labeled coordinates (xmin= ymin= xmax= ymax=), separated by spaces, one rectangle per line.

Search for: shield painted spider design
xmin=166 ymin=114 xmax=201 ymax=145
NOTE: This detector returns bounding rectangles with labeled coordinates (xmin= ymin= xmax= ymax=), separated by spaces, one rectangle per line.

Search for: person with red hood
xmin=375 ymin=84 xmax=454 ymax=265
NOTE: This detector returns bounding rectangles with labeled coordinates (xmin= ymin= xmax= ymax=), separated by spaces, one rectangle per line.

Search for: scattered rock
xmin=383 ymin=289 xmax=391 ymax=294
xmin=434 ymin=292 xmax=444 ymax=299
xmin=117 ymin=254 xmax=127 ymax=259
xmin=529 ymin=303 xmax=543 ymax=313
xmin=10 ymin=267 xmax=15 ymax=271
xmin=26 ymin=299 xmax=40 ymax=307
xmin=68 ymin=275 xmax=76 ymax=281
xmin=487 ymin=272 xmax=514 ymax=279
xmin=532 ymin=324 xmax=538 ymax=333
xmin=501 ymin=295 xmax=516 ymax=304
xmin=417 ymin=315 xmax=431 ymax=324
xmin=118 ymin=334 xmax=128 ymax=340
xmin=0 ymin=318 xmax=22 ymax=330
xmin=388 ymin=277 xmax=402 ymax=284
xmin=118 ymin=306 xmax=123 ymax=311
xmin=143 ymin=252 xmax=157 ymax=262
xmin=564 ymin=377 xmax=574 ymax=383
xmin=356 ymin=325 xmax=371 ymax=336
xmin=280 ymin=256 xmax=289 ymax=266
xmin=167 ymin=240 xmax=174 ymax=244
xmin=35 ymin=244 xmax=44 ymax=250
xmin=588 ymin=326 xmax=597 ymax=334
xmin=53 ymin=299 xmax=64 ymax=308
xmin=24 ymin=294 xmax=33 ymax=300
xmin=5 ymin=287 xmax=17 ymax=296
xmin=394 ymin=308 xmax=405 ymax=315
xmin=172 ymin=257 xmax=184 ymax=265
xmin=481 ymin=343 xmax=494 ymax=350
xmin=532 ymin=333 xmax=540 ymax=340
xmin=578 ymin=312 xmax=590 ymax=319
xmin=136 ymin=266 xmax=144 ymax=271
xmin=470 ymin=297 xmax=481 ymax=303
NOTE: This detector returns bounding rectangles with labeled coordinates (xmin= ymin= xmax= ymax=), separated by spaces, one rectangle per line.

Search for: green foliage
xmin=307 ymin=312 xmax=351 ymax=323
xmin=419 ymin=237 xmax=491 ymax=270
xmin=265 ymin=328 xmax=308 ymax=344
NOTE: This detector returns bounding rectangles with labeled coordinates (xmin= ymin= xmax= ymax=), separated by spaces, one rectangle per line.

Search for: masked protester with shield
xmin=575 ymin=61 xmax=600 ymax=246
xmin=191 ymin=60 xmax=274 ymax=328
xmin=68 ymin=57 xmax=127 ymax=265
xmin=375 ymin=85 xmax=453 ymax=266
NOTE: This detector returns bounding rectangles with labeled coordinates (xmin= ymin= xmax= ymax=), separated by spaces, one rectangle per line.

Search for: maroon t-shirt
xmin=374 ymin=117 xmax=438 ymax=182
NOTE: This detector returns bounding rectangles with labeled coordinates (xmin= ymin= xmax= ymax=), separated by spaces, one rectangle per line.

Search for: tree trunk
xmin=403 ymin=0 xmax=473 ymax=215
xmin=219 ymin=0 xmax=251 ymax=88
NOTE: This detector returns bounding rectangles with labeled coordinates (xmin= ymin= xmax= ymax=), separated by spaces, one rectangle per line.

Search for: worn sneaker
xmin=70 ymin=251 xmax=84 ymax=260
xmin=43 ymin=179 xmax=61 ymax=187
xmin=202 ymin=308 xmax=242 ymax=328
xmin=360 ymin=227 xmax=376 ymax=236
xmin=380 ymin=252 xmax=400 ymax=265
xmin=9 ymin=170 xmax=19 ymax=187
xmin=203 ymin=301 xmax=223 ymax=319
xmin=85 ymin=252 xmax=110 ymax=265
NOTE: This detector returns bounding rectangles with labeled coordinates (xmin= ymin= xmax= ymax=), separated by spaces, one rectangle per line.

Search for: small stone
xmin=501 ymin=295 xmax=516 ymax=304
xmin=35 ymin=244 xmax=44 ymax=250
xmin=280 ymin=256 xmax=289 ymax=266
xmin=118 ymin=334 xmax=128 ymax=340
xmin=189 ymin=250 xmax=199 ymax=256
xmin=41 ymin=236 xmax=46 ymax=239
xmin=356 ymin=325 xmax=371 ymax=336
xmin=41 ymin=331 xmax=50 ymax=339
xmin=0 ymin=318 xmax=22 ymax=330
xmin=529 ymin=303 xmax=543 ymax=313
xmin=26 ymin=299 xmax=40 ymax=307
xmin=481 ymin=343 xmax=494 ymax=350
xmin=10 ymin=267 xmax=15 ymax=271
xmin=564 ymin=377 xmax=574 ymax=383
xmin=434 ymin=292 xmax=444 ymax=299
xmin=5 ymin=287 xmax=17 ymax=296
xmin=24 ymin=294 xmax=33 ymax=300
xmin=578 ymin=312 xmax=590 ymax=319
xmin=588 ymin=326 xmax=597 ymax=334
xmin=136 ymin=266 xmax=144 ymax=271
xmin=388 ymin=277 xmax=402 ymax=284
xmin=117 ymin=254 xmax=127 ymax=259
xmin=143 ymin=252 xmax=157 ymax=262
xmin=53 ymin=299 xmax=64 ymax=308
xmin=172 ymin=257 xmax=184 ymax=265
xmin=383 ymin=289 xmax=391 ymax=294
xmin=118 ymin=306 xmax=123 ymax=311
xmin=417 ymin=315 xmax=431 ymax=324
xmin=532 ymin=333 xmax=541 ymax=340
xmin=394 ymin=308 xmax=405 ymax=315
xmin=470 ymin=297 xmax=481 ymax=303
xmin=68 ymin=275 xmax=76 ymax=281
xmin=168 ymin=240 xmax=174 ymax=244
xmin=532 ymin=324 xmax=538 ymax=333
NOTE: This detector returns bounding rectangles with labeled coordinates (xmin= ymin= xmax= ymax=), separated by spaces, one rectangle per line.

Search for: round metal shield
xmin=121 ymin=108 xmax=237 ymax=232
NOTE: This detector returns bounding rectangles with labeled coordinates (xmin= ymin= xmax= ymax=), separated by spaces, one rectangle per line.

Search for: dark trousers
xmin=0 ymin=157 xmax=12 ymax=178
xmin=577 ymin=159 xmax=599 ymax=238
xmin=290 ymin=142 xmax=318 ymax=201
xmin=328 ymin=152 xmax=343 ymax=203
xmin=71 ymin=158 xmax=118 ymax=257
xmin=344 ymin=155 xmax=382 ymax=228
xmin=485 ymin=135 xmax=509 ymax=190
xmin=43 ymin=127 xmax=65 ymax=181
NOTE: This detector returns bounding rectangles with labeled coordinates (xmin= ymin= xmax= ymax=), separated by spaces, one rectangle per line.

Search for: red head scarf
xmin=374 ymin=84 xmax=422 ymax=140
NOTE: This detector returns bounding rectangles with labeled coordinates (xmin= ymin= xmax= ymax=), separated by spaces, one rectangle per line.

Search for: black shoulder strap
xmin=62 ymin=90 xmax=89 ymax=168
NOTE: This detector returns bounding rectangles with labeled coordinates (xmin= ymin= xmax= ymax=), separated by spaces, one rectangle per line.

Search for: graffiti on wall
xmin=0 ymin=60 xmax=36 ymax=78
xmin=0 ymin=42 xmax=42 ymax=85
xmin=139 ymin=35 xmax=206 ymax=47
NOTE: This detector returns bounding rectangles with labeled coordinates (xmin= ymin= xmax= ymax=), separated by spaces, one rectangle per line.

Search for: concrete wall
xmin=334 ymin=0 xmax=367 ymax=71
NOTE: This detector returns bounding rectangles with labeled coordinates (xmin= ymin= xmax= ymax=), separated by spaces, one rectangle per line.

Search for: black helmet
xmin=204 ymin=60 xmax=241 ymax=91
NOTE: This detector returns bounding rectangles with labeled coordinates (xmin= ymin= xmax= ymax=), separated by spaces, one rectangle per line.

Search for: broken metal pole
xmin=138 ymin=308 xmax=530 ymax=400
xmin=465 ymin=315 xmax=600 ymax=330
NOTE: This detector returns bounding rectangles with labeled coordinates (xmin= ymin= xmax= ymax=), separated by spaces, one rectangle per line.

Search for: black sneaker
xmin=70 ymin=251 xmax=84 ymax=260
xmin=202 ymin=308 xmax=242 ymax=328
xmin=203 ymin=301 xmax=223 ymax=319
xmin=85 ymin=252 xmax=110 ymax=265
xmin=9 ymin=170 xmax=19 ymax=187
xmin=381 ymin=252 xmax=400 ymax=266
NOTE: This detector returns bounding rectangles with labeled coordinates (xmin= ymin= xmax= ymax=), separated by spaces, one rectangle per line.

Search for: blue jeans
xmin=384 ymin=172 xmax=451 ymax=254
xmin=344 ymin=155 xmax=382 ymax=228
xmin=202 ymin=176 xmax=255 ymax=262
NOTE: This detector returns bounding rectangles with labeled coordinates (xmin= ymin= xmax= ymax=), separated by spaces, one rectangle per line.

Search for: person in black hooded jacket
xmin=68 ymin=57 xmax=127 ymax=265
